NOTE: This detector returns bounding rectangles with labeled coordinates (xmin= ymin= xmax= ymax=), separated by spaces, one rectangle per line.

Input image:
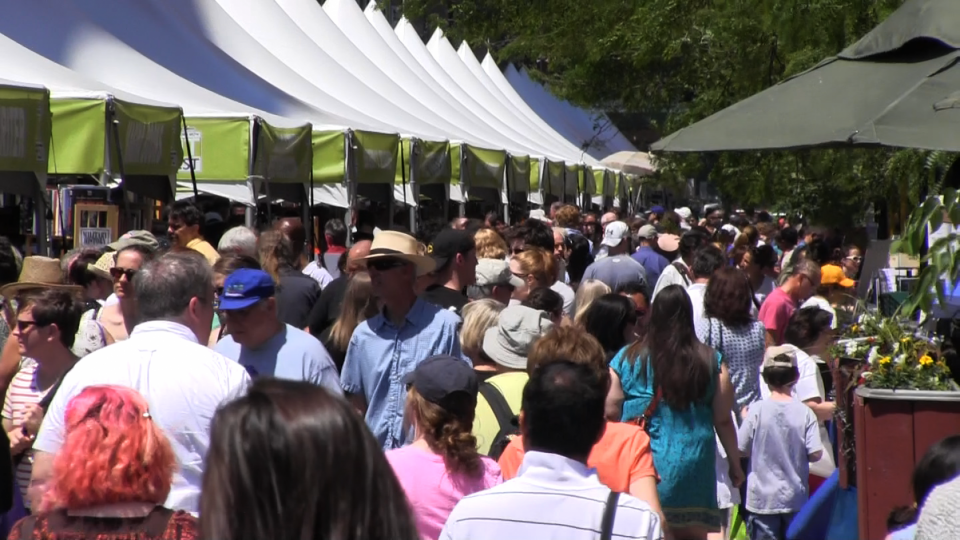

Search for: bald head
xmin=346 ymin=240 xmax=372 ymax=275
xmin=601 ymin=212 xmax=618 ymax=227
xmin=275 ymin=218 xmax=306 ymax=255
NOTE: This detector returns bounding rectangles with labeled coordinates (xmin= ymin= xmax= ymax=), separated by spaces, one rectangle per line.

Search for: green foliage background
xmin=399 ymin=0 xmax=950 ymax=226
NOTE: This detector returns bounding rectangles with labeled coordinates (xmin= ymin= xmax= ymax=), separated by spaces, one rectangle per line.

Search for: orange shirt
xmin=498 ymin=421 xmax=657 ymax=492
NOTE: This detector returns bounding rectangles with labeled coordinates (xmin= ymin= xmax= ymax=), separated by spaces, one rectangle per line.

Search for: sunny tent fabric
xmin=0 ymin=0 xmax=338 ymax=204
xmin=0 ymin=79 xmax=50 ymax=177
xmin=652 ymin=0 xmax=960 ymax=153
xmin=501 ymin=64 xmax=637 ymax=160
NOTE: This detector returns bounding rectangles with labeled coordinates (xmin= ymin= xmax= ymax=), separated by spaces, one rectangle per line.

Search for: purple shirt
xmin=632 ymin=246 xmax=670 ymax=291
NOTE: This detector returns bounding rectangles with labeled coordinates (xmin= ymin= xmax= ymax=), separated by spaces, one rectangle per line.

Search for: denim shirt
xmin=341 ymin=298 xmax=465 ymax=450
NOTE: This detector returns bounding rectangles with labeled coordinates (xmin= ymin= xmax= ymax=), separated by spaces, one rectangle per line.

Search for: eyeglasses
xmin=109 ymin=267 xmax=138 ymax=281
xmin=845 ymin=256 xmax=863 ymax=262
xmin=511 ymin=247 xmax=525 ymax=255
xmin=367 ymin=258 xmax=407 ymax=272
xmin=15 ymin=319 xmax=44 ymax=333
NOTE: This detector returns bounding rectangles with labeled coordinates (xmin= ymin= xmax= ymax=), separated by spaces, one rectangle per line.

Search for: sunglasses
xmin=368 ymin=258 xmax=407 ymax=272
xmin=15 ymin=319 xmax=45 ymax=333
xmin=511 ymin=247 xmax=525 ymax=255
xmin=109 ymin=267 xmax=138 ymax=281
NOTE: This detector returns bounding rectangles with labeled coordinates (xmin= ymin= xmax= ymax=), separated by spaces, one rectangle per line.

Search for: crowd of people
xmin=0 ymin=198 xmax=889 ymax=540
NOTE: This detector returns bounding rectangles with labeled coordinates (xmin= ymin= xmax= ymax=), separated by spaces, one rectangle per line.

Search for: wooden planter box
xmin=854 ymin=386 xmax=960 ymax=540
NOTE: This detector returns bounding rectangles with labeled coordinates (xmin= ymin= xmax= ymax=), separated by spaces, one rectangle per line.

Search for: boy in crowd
xmin=738 ymin=346 xmax=823 ymax=540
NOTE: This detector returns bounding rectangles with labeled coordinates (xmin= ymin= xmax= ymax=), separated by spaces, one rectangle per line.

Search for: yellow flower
xmin=901 ymin=337 xmax=911 ymax=344
xmin=920 ymin=355 xmax=934 ymax=366
xmin=851 ymin=324 xmax=859 ymax=332
xmin=879 ymin=356 xmax=892 ymax=366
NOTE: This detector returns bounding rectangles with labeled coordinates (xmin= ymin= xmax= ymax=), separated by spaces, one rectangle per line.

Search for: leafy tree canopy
xmin=401 ymin=0 xmax=950 ymax=226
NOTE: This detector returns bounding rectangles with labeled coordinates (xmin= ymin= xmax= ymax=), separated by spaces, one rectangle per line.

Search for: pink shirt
xmin=386 ymin=445 xmax=502 ymax=540
xmin=758 ymin=287 xmax=797 ymax=345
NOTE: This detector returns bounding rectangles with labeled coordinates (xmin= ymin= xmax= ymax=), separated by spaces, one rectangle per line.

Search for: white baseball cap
xmin=601 ymin=221 xmax=629 ymax=247
xmin=675 ymin=207 xmax=692 ymax=220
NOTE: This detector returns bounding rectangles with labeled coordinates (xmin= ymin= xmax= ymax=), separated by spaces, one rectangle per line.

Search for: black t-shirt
xmin=277 ymin=269 xmax=320 ymax=329
xmin=307 ymin=275 xmax=349 ymax=337
xmin=419 ymin=284 xmax=469 ymax=315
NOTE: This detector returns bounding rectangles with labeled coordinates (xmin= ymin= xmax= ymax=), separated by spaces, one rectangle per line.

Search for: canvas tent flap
xmin=312 ymin=129 xmax=346 ymax=185
xmin=353 ymin=130 xmax=399 ymax=184
xmin=415 ymin=139 xmax=451 ymax=186
xmin=0 ymin=80 xmax=50 ymax=175
xmin=507 ymin=154 xmax=530 ymax=193
xmin=252 ymin=118 xmax=313 ymax=184
xmin=177 ymin=116 xmax=251 ymax=182
xmin=176 ymin=180 xmax=254 ymax=205
xmin=111 ymin=98 xmax=183 ymax=177
xmin=464 ymin=145 xmax=505 ymax=191
xmin=48 ymin=98 xmax=106 ymax=175
xmin=840 ymin=0 xmax=960 ymax=60
xmin=311 ymin=184 xmax=348 ymax=208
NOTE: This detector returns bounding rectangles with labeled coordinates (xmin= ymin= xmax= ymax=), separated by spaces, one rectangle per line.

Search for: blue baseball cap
xmin=219 ymin=269 xmax=276 ymax=310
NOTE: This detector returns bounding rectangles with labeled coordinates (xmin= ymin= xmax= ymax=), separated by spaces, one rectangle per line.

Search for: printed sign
xmin=79 ymin=227 xmax=113 ymax=247
xmin=0 ymin=106 xmax=25 ymax=160
xmin=180 ymin=127 xmax=202 ymax=173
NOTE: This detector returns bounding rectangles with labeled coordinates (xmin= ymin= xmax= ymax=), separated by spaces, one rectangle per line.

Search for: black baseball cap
xmin=403 ymin=355 xmax=478 ymax=403
xmin=427 ymin=228 xmax=475 ymax=269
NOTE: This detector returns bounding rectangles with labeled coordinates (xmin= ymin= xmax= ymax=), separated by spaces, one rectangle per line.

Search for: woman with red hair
xmin=9 ymin=385 xmax=197 ymax=539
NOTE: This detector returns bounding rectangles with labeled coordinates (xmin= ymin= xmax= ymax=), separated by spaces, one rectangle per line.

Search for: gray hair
xmin=323 ymin=219 xmax=348 ymax=247
xmin=466 ymin=284 xmax=496 ymax=301
xmin=134 ymin=252 xmax=214 ymax=322
xmin=217 ymin=226 xmax=258 ymax=258
xmin=793 ymin=259 xmax=822 ymax=280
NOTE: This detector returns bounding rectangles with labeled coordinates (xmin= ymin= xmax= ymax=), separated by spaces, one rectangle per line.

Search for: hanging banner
xmin=177 ymin=117 xmax=250 ymax=182
xmin=111 ymin=98 xmax=183 ymax=177
xmin=48 ymin=98 xmax=106 ymax=175
xmin=353 ymin=130 xmax=399 ymax=184
xmin=415 ymin=139 xmax=451 ymax=186
xmin=465 ymin=145 xmax=506 ymax=191
xmin=254 ymin=119 xmax=312 ymax=184
xmin=0 ymin=83 xmax=49 ymax=174
xmin=507 ymin=154 xmax=530 ymax=193
xmin=312 ymin=130 xmax=346 ymax=185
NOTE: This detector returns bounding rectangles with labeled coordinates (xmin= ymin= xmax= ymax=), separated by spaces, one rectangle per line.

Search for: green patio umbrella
xmin=651 ymin=0 xmax=960 ymax=152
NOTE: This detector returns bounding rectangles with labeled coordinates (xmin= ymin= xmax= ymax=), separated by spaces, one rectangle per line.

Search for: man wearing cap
xmin=580 ymin=222 xmax=647 ymax=294
xmin=420 ymin=228 xmax=478 ymax=315
xmin=472 ymin=305 xmax=553 ymax=456
xmin=675 ymin=207 xmax=694 ymax=230
xmin=652 ymin=229 xmax=711 ymax=301
xmin=467 ymin=259 xmax=523 ymax=305
xmin=800 ymin=264 xmax=854 ymax=329
xmin=632 ymin=224 xmax=669 ymax=290
xmin=341 ymin=231 xmax=463 ymax=451
xmin=214 ymin=269 xmax=341 ymax=393
xmin=167 ymin=201 xmax=219 ymax=266
xmin=593 ymin=212 xmax=619 ymax=259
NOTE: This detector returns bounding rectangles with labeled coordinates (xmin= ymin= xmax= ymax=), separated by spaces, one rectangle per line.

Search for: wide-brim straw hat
xmin=0 ymin=256 xmax=82 ymax=298
xmin=357 ymin=231 xmax=437 ymax=277
xmin=86 ymin=252 xmax=116 ymax=281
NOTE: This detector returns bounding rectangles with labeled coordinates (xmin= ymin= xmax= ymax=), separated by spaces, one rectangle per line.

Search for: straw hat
xmin=86 ymin=252 xmax=116 ymax=281
xmin=357 ymin=231 xmax=437 ymax=277
xmin=0 ymin=256 xmax=82 ymax=298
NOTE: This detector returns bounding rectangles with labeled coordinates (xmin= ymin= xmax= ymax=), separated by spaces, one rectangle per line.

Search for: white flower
xmin=866 ymin=347 xmax=880 ymax=365
xmin=895 ymin=354 xmax=907 ymax=365
xmin=846 ymin=341 xmax=858 ymax=356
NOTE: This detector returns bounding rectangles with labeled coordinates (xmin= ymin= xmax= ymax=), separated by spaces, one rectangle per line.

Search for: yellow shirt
xmin=186 ymin=238 xmax=220 ymax=266
xmin=473 ymin=371 xmax=528 ymax=455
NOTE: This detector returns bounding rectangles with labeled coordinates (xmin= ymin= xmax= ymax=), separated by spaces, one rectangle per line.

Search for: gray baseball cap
xmin=476 ymin=259 xmax=524 ymax=288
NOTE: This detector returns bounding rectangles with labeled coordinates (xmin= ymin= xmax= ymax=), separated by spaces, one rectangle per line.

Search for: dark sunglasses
xmin=109 ymin=267 xmax=138 ymax=281
xmin=511 ymin=248 xmax=525 ymax=255
xmin=368 ymin=258 xmax=407 ymax=272
xmin=16 ymin=319 xmax=45 ymax=333
xmin=635 ymin=309 xmax=647 ymax=319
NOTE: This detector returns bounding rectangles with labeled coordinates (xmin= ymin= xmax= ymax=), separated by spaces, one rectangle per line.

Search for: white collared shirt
xmin=34 ymin=320 xmax=251 ymax=514
xmin=440 ymin=451 xmax=662 ymax=540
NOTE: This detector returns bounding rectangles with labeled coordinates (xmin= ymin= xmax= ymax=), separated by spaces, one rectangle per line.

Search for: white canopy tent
xmin=503 ymin=64 xmax=637 ymax=160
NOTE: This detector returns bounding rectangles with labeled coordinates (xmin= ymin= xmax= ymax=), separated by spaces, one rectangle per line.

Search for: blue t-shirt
xmin=215 ymin=324 xmax=342 ymax=395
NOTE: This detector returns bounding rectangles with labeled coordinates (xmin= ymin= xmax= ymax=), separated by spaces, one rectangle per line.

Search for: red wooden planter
xmin=854 ymin=386 xmax=960 ymax=540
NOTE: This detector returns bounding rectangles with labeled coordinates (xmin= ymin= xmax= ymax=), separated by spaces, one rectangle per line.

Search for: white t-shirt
xmin=652 ymin=260 xmax=690 ymax=300
xmin=550 ymin=280 xmax=576 ymax=318
xmin=686 ymin=282 xmax=708 ymax=328
xmin=34 ymin=321 xmax=250 ymax=514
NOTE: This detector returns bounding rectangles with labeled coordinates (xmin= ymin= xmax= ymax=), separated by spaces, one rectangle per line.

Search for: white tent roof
xmin=504 ymin=64 xmax=637 ymax=160
xmin=0 ymin=0 xmax=343 ymax=129
xmin=454 ymin=40 xmax=598 ymax=166
xmin=0 ymin=78 xmax=46 ymax=92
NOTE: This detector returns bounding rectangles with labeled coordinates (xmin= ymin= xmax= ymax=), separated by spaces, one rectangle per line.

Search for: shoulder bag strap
xmin=600 ymin=491 xmax=621 ymax=540
xmin=672 ymin=262 xmax=691 ymax=286
xmin=478 ymin=382 xmax=514 ymax=432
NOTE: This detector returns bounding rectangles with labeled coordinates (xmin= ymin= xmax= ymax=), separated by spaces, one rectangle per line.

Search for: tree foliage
xmin=401 ymin=0 xmax=947 ymax=226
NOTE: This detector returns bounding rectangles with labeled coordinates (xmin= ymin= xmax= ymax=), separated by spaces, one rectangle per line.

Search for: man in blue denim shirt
xmin=341 ymin=231 xmax=465 ymax=450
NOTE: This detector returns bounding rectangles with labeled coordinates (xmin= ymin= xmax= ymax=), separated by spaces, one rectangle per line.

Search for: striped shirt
xmin=2 ymin=360 xmax=47 ymax=509
xmin=440 ymin=451 xmax=663 ymax=540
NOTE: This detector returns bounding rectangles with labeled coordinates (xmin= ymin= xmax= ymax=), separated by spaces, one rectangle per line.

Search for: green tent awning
xmin=652 ymin=0 xmax=960 ymax=153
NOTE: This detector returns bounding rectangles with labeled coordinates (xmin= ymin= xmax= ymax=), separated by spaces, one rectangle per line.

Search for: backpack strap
xmin=479 ymin=382 xmax=514 ymax=435
xmin=600 ymin=491 xmax=621 ymax=540
xmin=672 ymin=261 xmax=691 ymax=286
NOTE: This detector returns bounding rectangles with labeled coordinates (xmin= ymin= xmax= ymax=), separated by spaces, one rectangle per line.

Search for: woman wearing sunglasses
xmin=92 ymin=245 xmax=157 ymax=342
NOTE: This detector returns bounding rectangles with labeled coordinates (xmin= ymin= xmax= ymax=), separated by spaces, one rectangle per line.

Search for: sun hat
xmin=821 ymin=264 xmax=855 ymax=288
xmin=107 ymin=230 xmax=159 ymax=252
xmin=86 ymin=252 xmax=116 ymax=281
xmin=481 ymin=305 xmax=554 ymax=370
xmin=402 ymin=355 xmax=478 ymax=403
xmin=219 ymin=269 xmax=276 ymax=310
xmin=357 ymin=230 xmax=436 ymax=277
xmin=601 ymin=221 xmax=629 ymax=248
xmin=475 ymin=259 xmax=524 ymax=288
xmin=528 ymin=208 xmax=552 ymax=224
xmin=763 ymin=345 xmax=798 ymax=370
xmin=0 ymin=256 xmax=82 ymax=298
